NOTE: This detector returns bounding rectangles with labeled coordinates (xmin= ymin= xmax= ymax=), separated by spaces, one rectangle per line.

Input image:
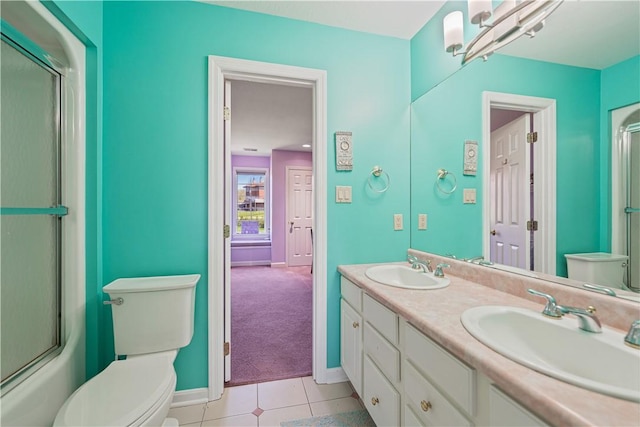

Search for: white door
xmin=287 ymin=167 xmax=313 ymax=267
xmin=490 ymin=114 xmax=530 ymax=268
xmin=223 ymin=80 xmax=232 ymax=382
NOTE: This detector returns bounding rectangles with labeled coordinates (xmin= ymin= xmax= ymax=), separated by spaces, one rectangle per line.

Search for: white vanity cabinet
xmin=339 ymin=276 xmax=549 ymax=427
xmin=340 ymin=277 xmax=363 ymax=396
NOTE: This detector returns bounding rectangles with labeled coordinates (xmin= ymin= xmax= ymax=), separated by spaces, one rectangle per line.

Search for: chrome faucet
xmin=408 ymin=255 xmax=432 ymax=273
xmin=625 ymin=320 xmax=640 ymax=349
xmin=527 ymin=289 xmax=602 ymax=333
xmin=527 ymin=289 xmax=562 ymax=318
xmin=434 ymin=263 xmax=450 ymax=278
xmin=465 ymin=255 xmax=485 ymax=263
xmin=555 ymin=305 xmax=602 ymax=333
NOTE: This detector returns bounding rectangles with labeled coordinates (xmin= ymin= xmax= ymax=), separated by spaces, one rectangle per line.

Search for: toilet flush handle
xmin=103 ymin=297 xmax=124 ymax=306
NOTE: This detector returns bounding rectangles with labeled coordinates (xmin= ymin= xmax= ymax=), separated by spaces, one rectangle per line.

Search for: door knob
xmin=490 ymin=230 xmax=497 ymax=236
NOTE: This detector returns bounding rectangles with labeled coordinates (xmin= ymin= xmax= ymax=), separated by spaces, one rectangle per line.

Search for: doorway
xmin=208 ymin=56 xmax=328 ymax=401
xmin=483 ymin=92 xmax=557 ymax=275
xmin=225 ymin=80 xmax=314 ymax=386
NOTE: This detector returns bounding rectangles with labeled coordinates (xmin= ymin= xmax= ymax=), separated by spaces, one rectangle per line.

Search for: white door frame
xmin=482 ymin=91 xmax=557 ymax=275
xmin=208 ymin=56 xmax=327 ymax=401
xmin=286 ymin=166 xmax=313 ymax=267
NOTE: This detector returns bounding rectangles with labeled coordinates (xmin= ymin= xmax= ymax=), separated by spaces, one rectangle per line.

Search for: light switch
xmin=418 ymin=214 xmax=427 ymax=230
xmin=394 ymin=214 xmax=403 ymax=230
xmin=463 ymin=188 xmax=477 ymax=204
xmin=336 ymin=186 xmax=352 ymax=203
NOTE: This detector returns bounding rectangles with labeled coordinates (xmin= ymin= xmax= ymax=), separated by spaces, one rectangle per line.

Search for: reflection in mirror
xmin=409 ymin=1 xmax=640 ymax=300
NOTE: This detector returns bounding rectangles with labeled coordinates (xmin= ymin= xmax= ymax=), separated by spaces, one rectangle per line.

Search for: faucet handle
xmin=527 ymin=289 xmax=562 ymax=318
xmin=625 ymin=320 xmax=640 ymax=349
xmin=434 ymin=263 xmax=450 ymax=278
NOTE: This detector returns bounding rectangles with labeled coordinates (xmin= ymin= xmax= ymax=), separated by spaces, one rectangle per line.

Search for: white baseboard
xmin=270 ymin=262 xmax=286 ymax=268
xmin=230 ymin=260 xmax=271 ymax=267
xmin=171 ymin=388 xmax=209 ymax=407
xmin=316 ymin=367 xmax=348 ymax=384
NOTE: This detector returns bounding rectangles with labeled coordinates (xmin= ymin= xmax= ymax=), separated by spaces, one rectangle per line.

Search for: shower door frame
xmin=611 ymin=103 xmax=640 ymax=290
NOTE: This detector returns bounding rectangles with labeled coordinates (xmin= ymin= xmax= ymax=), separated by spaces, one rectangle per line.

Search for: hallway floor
xmin=168 ymin=376 xmax=362 ymax=426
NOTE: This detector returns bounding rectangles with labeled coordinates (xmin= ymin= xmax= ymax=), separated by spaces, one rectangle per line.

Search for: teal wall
xmin=410 ymin=54 xmax=601 ymax=277
xmin=599 ymin=55 xmax=640 ymax=249
xmin=44 ymin=0 xmax=104 ymax=379
xmin=101 ymin=1 xmax=411 ymax=390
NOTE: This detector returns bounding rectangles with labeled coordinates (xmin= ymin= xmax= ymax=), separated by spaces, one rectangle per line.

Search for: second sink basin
xmin=461 ymin=305 xmax=640 ymax=402
xmin=365 ymin=264 xmax=450 ymax=290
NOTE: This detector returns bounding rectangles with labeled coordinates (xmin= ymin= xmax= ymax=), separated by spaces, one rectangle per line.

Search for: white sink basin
xmin=461 ymin=305 xmax=640 ymax=402
xmin=365 ymin=265 xmax=450 ymax=290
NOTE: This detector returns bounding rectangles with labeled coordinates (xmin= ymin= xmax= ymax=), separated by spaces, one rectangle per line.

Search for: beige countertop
xmin=338 ymin=259 xmax=640 ymax=427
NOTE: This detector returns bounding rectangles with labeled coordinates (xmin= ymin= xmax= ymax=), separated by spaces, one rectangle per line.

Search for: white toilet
xmin=565 ymin=252 xmax=628 ymax=289
xmin=54 ymin=274 xmax=200 ymax=427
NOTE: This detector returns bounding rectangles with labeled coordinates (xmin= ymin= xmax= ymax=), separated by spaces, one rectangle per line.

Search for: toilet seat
xmin=54 ymin=354 xmax=176 ymax=426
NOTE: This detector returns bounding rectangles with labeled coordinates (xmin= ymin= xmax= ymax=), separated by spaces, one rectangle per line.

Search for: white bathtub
xmin=1 ymin=314 xmax=85 ymax=426
xmin=1 ymin=1 xmax=87 ymax=425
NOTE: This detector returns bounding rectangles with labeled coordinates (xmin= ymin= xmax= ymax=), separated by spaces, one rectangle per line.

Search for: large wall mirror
xmin=409 ymin=1 xmax=640 ymax=301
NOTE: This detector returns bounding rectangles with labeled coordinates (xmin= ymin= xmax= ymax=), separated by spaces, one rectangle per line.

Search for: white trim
xmin=482 ymin=92 xmax=556 ymax=276
xmin=322 ymin=367 xmax=349 ymax=384
xmin=208 ymin=56 xmax=328 ymax=401
xmin=230 ymin=260 xmax=271 ymax=267
xmin=171 ymin=388 xmax=209 ymax=408
xmin=271 ymin=262 xmax=287 ymax=268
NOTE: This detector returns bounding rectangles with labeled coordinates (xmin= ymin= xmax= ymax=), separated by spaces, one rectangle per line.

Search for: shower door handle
xmin=625 ymin=207 xmax=640 ymax=213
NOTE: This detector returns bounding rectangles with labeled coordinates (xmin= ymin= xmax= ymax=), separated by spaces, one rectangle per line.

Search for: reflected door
xmin=490 ymin=114 xmax=530 ymax=268
xmin=626 ymin=123 xmax=639 ymax=288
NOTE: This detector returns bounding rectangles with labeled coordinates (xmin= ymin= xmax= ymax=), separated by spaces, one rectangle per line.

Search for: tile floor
xmin=168 ymin=376 xmax=364 ymax=427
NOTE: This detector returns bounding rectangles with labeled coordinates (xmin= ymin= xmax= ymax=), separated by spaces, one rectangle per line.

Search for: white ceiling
xmin=230 ymin=80 xmax=312 ymax=155
xmin=205 ymin=1 xmax=446 ymax=39
xmin=205 ymin=1 xmax=640 ymax=69
xmin=215 ymin=1 xmax=639 ymax=156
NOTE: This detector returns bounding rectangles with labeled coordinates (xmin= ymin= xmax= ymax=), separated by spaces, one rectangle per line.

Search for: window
xmin=1 ymin=34 xmax=64 ymax=393
xmin=233 ymin=168 xmax=270 ymax=240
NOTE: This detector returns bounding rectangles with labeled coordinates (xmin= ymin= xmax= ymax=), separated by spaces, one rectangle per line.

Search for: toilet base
xmin=162 ymin=417 xmax=179 ymax=427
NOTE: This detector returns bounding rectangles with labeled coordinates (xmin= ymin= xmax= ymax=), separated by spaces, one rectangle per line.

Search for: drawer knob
xmin=420 ymin=400 xmax=432 ymax=412
xmin=371 ymin=397 xmax=379 ymax=406
xmin=352 ymin=321 xmax=360 ymax=328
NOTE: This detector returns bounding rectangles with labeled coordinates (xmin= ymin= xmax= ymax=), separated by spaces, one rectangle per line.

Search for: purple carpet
xmin=228 ymin=266 xmax=313 ymax=387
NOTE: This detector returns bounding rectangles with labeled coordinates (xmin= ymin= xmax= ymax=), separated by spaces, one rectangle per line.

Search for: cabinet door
xmin=341 ymin=299 xmax=362 ymax=395
xmin=489 ymin=386 xmax=549 ymax=427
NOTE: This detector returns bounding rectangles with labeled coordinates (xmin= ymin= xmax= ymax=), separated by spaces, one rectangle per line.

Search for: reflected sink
xmin=365 ymin=265 xmax=450 ymax=290
xmin=461 ymin=305 xmax=640 ymax=402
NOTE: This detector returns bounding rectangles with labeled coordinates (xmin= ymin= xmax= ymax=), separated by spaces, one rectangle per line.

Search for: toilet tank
xmin=564 ymin=253 xmax=628 ymax=289
xmin=103 ymin=274 xmax=200 ymax=356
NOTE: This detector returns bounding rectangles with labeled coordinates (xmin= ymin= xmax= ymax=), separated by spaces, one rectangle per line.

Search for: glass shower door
xmin=625 ymin=123 xmax=640 ymax=289
xmin=0 ymin=36 xmax=65 ymax=390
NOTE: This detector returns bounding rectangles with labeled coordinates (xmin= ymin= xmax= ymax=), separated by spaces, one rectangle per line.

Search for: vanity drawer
xmin=404 ymin=359 xmax=472 ymax=427
xmin=404 ymin=322 xmax=476 ymax=416
xmin=363 ymin=355 xmax=400 ymax=427
xmin=364 ymin=321 xmax=400 ymax=383
xmin=363 ymin=294 xmax=398 ymax=344
xmin=341 ymin=277 xmax=362 ymax=312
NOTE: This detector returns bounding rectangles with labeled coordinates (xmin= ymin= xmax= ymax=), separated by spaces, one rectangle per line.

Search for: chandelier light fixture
xmin=444 ymin=0 xmax=564 ymax=64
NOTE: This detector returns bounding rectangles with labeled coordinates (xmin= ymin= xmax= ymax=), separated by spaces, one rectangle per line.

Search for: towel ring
xmin=368 ymin=165 xmax=390 ymax=193
xmin=436 ymin=169 xmax=457 ymax=194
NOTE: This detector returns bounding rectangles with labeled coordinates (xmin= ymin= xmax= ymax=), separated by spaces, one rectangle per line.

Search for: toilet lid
xmin=55 ymin=354 xmax=175 ymax=426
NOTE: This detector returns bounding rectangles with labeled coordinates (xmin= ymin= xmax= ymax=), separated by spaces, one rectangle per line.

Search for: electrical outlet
xmin=393 ymin=214 xmax=403 ymax=230
xmin=418 ymin=213 xmax=427 ymax=230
